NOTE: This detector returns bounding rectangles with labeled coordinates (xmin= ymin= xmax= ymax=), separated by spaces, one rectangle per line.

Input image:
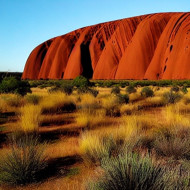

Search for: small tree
xmin=126 ymin=85 xmax=136 ymax=94
xmin=141 ymin=87 xmax=154 ymax=97
xmin=0 ymin=77 xmax=31 ymax=96
xmin=111 ymin=86 xmax=120 ymax=94
xmin=72 ymin=76 xmax=90 ymax=87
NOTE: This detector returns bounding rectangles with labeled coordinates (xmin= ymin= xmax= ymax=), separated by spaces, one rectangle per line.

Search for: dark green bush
xmin=72 ymin=76 xmax=90 ymax=87
xmin=117 ymin=94 xmax=129 ymax=104
xmin=181 ymin=86 xmax=188 ymax=94
xmin=141 ymin=87 xmax=154 ymax=97
xmin=88 ymin=153 xmax=168 ymax=190
xmin=126 ymin=85 xmax=136 ymax=94
xmin=162 ymin=91 xmax=182 ymax=104
xmin=111 ymin=86 xmax=120 ymax=94
xmin=171 ymin=85 xmax=180 ymax=92
xmin=0 ymin=77 xmax=31 ymax=96
xmin=0 ymin=134 xmax=46 ymax=186
xmin=77 ymin=87 xmax=99 ymax=97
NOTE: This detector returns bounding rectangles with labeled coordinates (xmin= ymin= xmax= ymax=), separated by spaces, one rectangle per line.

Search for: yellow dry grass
xmin=19 ymin=104 xmax=41 ymax=132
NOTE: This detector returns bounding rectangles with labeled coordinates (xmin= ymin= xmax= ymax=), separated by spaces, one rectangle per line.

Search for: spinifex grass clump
xmin=80 ymin=133 xmax=125 ymax=166
xmin=88 ymin=153 xmax=168 ymax=190
xmin=20 ymin=104 xmax=41 ymax=132
xmin=154 ymin=126 xmax=190 ymax=160
xmin=0 ymin=134 xmax=47 ymax=186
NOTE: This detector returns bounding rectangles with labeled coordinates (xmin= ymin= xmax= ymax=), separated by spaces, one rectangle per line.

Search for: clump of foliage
xmin=111 ymin=86 xmax=120 ymax=94
xmin=25 ymin=94 xmax=42 ymax=105
xmin=0 ymin=77 xmax=31 ymax=96
xmin=126 ymin=84 xmax=136 ymax=94
xmin=141 ymin=87 xmax=154 ymax=97
xmin=0 ymin=134 xmax=47 ymax=186
xmin=117 ymin=94 xmax=129 ymax=104
xmin=72 ymin=76 xmax=90 ymax=87
xmin=88 ymin=153 xmax=169 ymax=190
xmin=80 ymin=134 xmax=125 ymax=166
xmin=77 ymin=87 xmax=99 ymax=97
xmin=162 ymin=91 xmax=182 ymax=104
xmin=171 ymin=85 xmax=180 ymax=92
xmin=181 ymin=86 xmax=188 ymax=94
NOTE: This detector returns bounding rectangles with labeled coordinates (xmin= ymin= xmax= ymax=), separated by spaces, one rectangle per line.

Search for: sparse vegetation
xmin=0 ymin=134 xmax=47 ymax=186
xmin=141 ymin=86 xmax=154 ymax=97
xmin=162 ymin=91 xmax=182 ymax=104
xmin=111 ymin=86 xmax=120 ymax=94
xmin=0 ymin=77 xmax=31 ymax=96
xmin=88 ymin=153 xmax=169 ymax=190
xmin=1 ymin=80 xmax=190 ymax=189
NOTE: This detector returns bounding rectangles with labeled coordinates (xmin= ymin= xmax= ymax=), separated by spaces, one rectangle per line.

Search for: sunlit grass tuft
xmin=20 ymin=104 xmax=41 ymax=132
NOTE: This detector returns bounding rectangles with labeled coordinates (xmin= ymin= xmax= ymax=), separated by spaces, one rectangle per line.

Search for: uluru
xmin=22 ymin=12 xmax=190 ymax=80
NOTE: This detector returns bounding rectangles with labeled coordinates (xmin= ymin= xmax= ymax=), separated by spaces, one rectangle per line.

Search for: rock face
xmin=22 ymin=12 xmax=190 ymax=80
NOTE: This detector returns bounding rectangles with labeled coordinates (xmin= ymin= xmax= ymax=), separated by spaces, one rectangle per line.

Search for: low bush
xmin=111 ymin=86 xmax=120 ymax=94
xmin=88 ymin=153 xmax=168 ymax=190
xmin=162 ymin=91 xmax=182 ymax=104
xmin=154 ymin=127 xmax=190 ymax=160
xmin=72 ymin=76 xmax=90 ymax=87
xmin=141 ymin=87 xmax=154 ymax=97
xmin=181 ymin=86 xmax=188 ymax=94
xmin=171 ymin=85 xmax=179 ymax=92
xmin=77 ymin=87 xmax=99 ymax=97
xmin=117 ymin=94 xmax=129 ymax=104
xmin=0 ymin=134 xmax=46 ymax=186
xmin=126 ymin=85 xmax=136 ymax=94
xmin=0 ymin=77 xmax=31 ymax=96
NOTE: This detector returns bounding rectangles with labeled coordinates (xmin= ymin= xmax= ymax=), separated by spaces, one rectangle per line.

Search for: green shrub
xmin=117 ymin=94 xmax=129 ymax=104
xmin=88 ymin=153 xmax=168 ymax=190
xmin=141 ymin=87 xmax=154 ymax=97
xmin=162 ymin=91 xmax=182 ymax=104
xmin=77 ymin=87 xmax=99 ymax=97
xmin=111 ymin=86 xmax=120 ymax=94
xmin=181 ymin=86 xmax=188 ymax=94
xmin=25 ymin=94 xmax=41 ymax=105
xmin=171 ymin=85 xmax=180 ymax=92
xmin=0 ymin=134 xmax=46 ymax=186
xmin=126 ymin=85 xmax=136 ymax=94
xmin=72 ymin=76 xmax=90 ymax=87
xmin=0 ymin=77 xmax=31 ymax=96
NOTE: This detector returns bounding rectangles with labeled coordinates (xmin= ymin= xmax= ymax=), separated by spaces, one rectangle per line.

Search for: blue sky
xmin=0 ymin=0 xmax=189 ymax=72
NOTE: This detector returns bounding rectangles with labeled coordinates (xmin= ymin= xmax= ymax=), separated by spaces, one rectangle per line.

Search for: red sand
xmin=22 ymin=12 xmax=190 ymax=80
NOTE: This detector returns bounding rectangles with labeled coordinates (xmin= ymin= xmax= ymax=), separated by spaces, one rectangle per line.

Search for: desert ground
xmin=1 ymin=78 xmax=190 ymax=189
